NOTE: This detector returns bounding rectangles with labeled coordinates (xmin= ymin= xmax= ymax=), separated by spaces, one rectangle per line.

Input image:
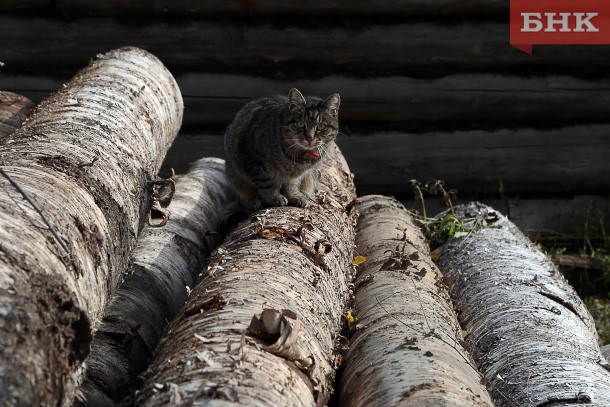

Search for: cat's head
xmin=284 ymin=88 xmax=340 ymax=157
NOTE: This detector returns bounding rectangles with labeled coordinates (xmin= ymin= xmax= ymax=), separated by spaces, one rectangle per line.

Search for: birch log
xmin=0 ymin=91 xmax=34 ymax=139
xmin=76 ymin=158 xmax=236 ymax=405
xmin=438 ymin=203 xmax=610 ymax=406
xmin=0 ymin=47 xmax=182 ymax=406
xmin=339 ymin=195 xmax=493 ymax=406
xmin=137 ymin=143 xmax=356 ymax=406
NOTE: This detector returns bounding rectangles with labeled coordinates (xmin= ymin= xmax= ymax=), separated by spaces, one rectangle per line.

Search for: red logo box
xmin=510 ymin=0 xmax=610 ymax=54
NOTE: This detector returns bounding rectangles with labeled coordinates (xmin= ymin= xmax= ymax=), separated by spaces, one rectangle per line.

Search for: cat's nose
xmin=306 ymin=130 xmax=315 ymax=143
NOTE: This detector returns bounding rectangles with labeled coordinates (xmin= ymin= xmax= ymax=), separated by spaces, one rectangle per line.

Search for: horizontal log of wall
xmin=1 ymin=1 xmax=507 ymax=16
xmin=336 ymin=128 xmax=610 ymax=195
xmin=161 ymin=125 xmax=610 ymax=196
xmin=138 ymin=74 xmax=610 ymax=124
xmin=0 ymin=16 xmax=608 ymax=75
xmin=0 ymin=0 xmax=47 ymax=11
xmin=5 ymin=74 xmax=610 ymax=126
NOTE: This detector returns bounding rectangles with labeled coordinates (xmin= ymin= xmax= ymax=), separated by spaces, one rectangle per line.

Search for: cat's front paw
xmin=286 ymin=192 xmax=310 ymax=208
xmin=262 ymin=193 xmax=289 ymax=208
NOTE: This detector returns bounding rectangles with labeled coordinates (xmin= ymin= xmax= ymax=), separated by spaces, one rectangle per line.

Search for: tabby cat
xmin=224 ymin=88 xmax=340 ymax=209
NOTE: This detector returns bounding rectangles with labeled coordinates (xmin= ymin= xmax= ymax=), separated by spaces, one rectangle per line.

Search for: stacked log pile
xmin=0 ymin=2 xmax=608 ymax=406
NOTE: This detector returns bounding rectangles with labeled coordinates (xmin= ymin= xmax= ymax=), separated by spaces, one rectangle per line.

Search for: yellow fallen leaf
xmin=346 ymin=310 xmax=355 ymax=324
xmin=430 ymin=248 xmax=440 ymax=263
xmin=353 ymin=255 xmax=367 ymax=266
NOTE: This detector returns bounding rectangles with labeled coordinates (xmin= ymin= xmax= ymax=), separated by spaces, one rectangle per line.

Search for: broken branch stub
xmin=439 ymin=202 xmax=610 ymax=406
xmin=76 ymin=157 xmax=236 ymax=405
xmin=0 ymin=47 xmax=183 ymax=406
xmin=137 ymin=143 xmax=357 ymax=406
xmin=339 ymin=195 xmax=493 ymax=407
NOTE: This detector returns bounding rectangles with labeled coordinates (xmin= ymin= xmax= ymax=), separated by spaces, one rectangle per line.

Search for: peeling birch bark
xmin=439 ymin=202 xmax=610 ymax=406
xmin=136 ymin=143 xmax=356 ymax=406
xmin=339 ymin=195 xmax=493 ymax=407
xmin=0 ymin=91 xmax=33 ymax=139
xmin=76 ymin=158 xmax=236 ymax=405
xmin=0 ymin=47 xmax=183 ymax=406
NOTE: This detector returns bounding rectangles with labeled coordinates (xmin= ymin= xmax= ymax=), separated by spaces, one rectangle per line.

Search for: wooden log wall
xmin=0 ymin=1 xmax=608 ymax=241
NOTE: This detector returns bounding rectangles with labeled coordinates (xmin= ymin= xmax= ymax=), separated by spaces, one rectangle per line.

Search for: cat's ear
xmin=288 ymin=88 xmax=306 ymax=111
xmin=323 ymin=93 xmax=340 ymax=116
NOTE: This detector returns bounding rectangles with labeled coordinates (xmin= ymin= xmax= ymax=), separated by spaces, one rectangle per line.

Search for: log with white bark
xmin=0 ymin=47 xmax=182 ymax=406
xmin=0 ymin=91 xmax=34 ymax=140
xmin=136 ymin=143 xmax=357 ymax=406
xmin=339 ymin=195 xmax=493 ymax=406
xmin=438 ymin=202 xmax=610 ymax=406
xmin=76 ymin=157 xmax=236 ymax=405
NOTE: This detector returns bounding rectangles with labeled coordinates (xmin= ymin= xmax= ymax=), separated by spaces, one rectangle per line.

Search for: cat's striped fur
xmin=224 ymin=88 xmax=340 ymax=209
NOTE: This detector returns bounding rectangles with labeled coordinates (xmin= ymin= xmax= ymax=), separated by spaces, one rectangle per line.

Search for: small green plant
xmin=408 ymin=179 xmax=486 ymax=247
xmin=410 ymin=179 xmax=456 ymax=218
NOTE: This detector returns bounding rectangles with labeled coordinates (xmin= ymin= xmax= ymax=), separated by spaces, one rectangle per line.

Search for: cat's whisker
xmin=279 ymin=140 xmax=293 ymax=155
xmin=286 ymin=148 xmax=297 ymax=164
xmin=284 ymin=143 xmax=301 ymax=164
xmin=314 ymin=142 xmax=325 ymax=157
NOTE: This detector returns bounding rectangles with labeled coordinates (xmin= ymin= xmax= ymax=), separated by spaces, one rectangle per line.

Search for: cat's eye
xmin=317 ymin=123 xmax=326 ymax=131
xmin=297 ymin=120 xmax=305 ymax=128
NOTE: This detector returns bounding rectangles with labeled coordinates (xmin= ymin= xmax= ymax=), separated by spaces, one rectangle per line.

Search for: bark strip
xmin=439 ymin=202 xmax=610 ymax=406
xmin=136 ymin=143 xmax=356 ymax=406
xmin=76 ymin=158 xmax=236 ymax=405
xmin=0 ymin=47 xmax=182 ymax=406
xmin=339 ymin=195 xmax=493 ymax=406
